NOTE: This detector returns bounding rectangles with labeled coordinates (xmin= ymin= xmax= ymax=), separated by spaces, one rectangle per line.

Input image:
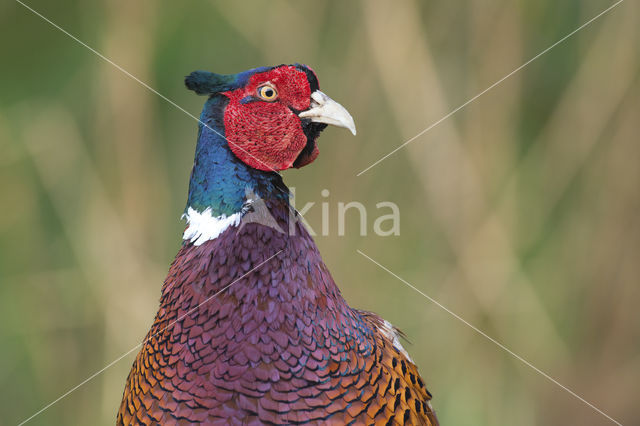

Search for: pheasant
xmin=117 ymin=64 xmax=438 ymax=425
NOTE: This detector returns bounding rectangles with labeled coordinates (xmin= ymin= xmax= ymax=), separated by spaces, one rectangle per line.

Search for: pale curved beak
xmin=298 ymin=90 xmax=356 ymax=136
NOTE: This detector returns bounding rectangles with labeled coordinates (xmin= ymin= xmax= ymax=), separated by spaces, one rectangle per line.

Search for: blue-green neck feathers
xmin=186 ymin=94 xmax=288 ymax=217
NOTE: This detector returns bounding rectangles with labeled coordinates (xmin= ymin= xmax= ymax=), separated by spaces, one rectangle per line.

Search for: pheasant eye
xmin=257 ymin=84 xmax=278 ymax=101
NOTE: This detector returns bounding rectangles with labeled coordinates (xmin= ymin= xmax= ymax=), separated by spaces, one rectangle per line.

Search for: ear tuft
xmin=185 ymin=71 xmax=220 ymax=95
xmin=185 ymin=67 xmax=275 ymax=95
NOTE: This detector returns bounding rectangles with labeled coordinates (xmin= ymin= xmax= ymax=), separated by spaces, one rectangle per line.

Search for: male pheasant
xmin=117 ymin=64 xmax=438 ymax=425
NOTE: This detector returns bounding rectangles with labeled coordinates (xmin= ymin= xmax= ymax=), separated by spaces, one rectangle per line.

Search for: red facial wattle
xmin=218 ymin=64 xmax=355 ymax=172
xmin=222 ymin=66 xmax=313 ymax=171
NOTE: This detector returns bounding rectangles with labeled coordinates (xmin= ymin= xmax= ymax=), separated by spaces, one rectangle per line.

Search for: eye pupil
xmin=258 ymin=85 xmax=277 ymax=100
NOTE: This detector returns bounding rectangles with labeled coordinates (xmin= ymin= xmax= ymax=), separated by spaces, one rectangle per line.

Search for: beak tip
xmin=346 ymin=116 xmax=357 ymax=136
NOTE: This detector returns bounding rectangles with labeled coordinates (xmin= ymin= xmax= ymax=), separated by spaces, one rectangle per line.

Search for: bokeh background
xmin=1 ymin=0 xmax=639 ymax=424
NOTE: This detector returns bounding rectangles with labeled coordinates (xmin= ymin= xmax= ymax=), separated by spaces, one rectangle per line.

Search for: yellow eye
xmin=257 ymin=84 xmax=278 ymax=101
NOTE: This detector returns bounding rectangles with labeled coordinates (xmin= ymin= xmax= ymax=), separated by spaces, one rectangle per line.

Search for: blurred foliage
xmin=1 ymin=0 xmax=639 ymax=425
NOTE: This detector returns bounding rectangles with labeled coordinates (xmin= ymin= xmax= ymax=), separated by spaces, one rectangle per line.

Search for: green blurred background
xmin=1 ymin=0 xmax=638 ymax=424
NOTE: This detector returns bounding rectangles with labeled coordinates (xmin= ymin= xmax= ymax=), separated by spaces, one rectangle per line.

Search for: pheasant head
xmin=185 ymin=64 xmax=355 ymax=171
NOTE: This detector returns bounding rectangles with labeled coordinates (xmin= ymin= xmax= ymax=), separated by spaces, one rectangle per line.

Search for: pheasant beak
xmin=299 ymin=91 xmax=357 ymax=136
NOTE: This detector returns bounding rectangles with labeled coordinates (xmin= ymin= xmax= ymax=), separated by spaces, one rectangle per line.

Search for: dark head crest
xmin=185 ymin=67 xmax=272 ymax=95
